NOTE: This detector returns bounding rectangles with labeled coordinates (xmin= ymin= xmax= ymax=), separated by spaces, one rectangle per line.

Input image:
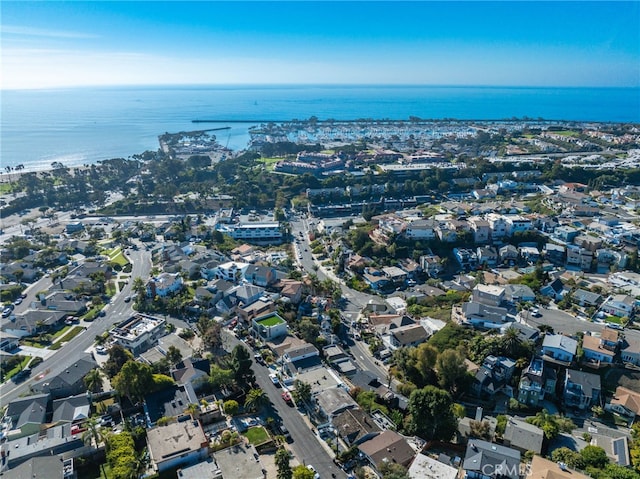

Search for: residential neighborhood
xmin=1 ymin=119 xmax=640 ymax=479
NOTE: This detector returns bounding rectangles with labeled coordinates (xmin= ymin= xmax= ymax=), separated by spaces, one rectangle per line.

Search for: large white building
xmin=217 ymin=222 xmax=283 ymax=243
xmin=111 ymin=313 xmax=166 ymax=355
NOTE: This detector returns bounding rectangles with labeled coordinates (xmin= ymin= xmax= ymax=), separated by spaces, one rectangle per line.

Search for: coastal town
xmin=1 ymin=119 xmax=640 ymax=479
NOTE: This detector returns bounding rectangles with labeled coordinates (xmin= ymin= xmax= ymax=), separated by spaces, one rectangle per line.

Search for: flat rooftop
xmin=147 ymin=419 xmax=207 ymax=463
xmin=254 ymin=313 xmax=285 ymax=327
xmin=112 ymin=313 xmax=164 ymax=341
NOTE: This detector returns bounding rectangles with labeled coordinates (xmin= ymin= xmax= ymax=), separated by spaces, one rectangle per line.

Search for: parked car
xmin=270 ymin=373 xmax=281 ymax=387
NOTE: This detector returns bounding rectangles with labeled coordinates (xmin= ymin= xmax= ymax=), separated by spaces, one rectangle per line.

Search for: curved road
xmin=0 ymin=247 xmax=152 ymax=404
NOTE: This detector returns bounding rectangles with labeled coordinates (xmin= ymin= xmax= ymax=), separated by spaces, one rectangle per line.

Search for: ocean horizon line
xmin=3 ymin=83 xmax=639 ymax=93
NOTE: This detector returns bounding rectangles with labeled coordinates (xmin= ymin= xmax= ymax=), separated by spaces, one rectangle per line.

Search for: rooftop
xmin=147 ymin=419 xmax=207 ymax=463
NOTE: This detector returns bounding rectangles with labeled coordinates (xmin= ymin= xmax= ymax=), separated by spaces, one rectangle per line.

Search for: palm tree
xmin=244 ymin=388 xmax=269 ymax=412
xmin=84 ymin=368 xmax=103 ymax=393
xmin=82 ymin=417 xmax=104 ymax=447
xmin=132 ymin=277 xmax=146 ymax=299
xmin=501 ymin=327 xmax=522 ymax=358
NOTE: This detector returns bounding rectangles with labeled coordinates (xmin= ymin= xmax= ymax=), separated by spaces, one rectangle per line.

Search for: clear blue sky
xmin=2 ymin=1 xmax=639 ymax=89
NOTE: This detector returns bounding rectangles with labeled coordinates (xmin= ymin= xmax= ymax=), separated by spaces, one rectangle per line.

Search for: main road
xmin=0 ymin=247 xmax=152 ymax=404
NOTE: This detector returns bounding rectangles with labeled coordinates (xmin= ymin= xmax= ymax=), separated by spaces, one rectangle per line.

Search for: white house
xmin=146 ymin=273 xmax=183 ymax=297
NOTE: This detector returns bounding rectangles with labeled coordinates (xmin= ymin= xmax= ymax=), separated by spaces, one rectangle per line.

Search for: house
xmin=4 ymin=455 xmax=72 ymax=479
xmin=544 ymin=243 xmax=566 ymax=265
xmin=472 ymin=355 xmax=516 ymax=398
xmin=462 ymin=301 xmax=508 ymax=330
xmin=0 ymin=331 xmax=20 ymax=351
xmin=144 ymin=384 xmax=198 ymax=424
xmin=212 ymin=444 xmax=264 ymax=479
xmin=517 ymin=358 xmax=556 ymax=408
xmin=4 ymin=310 xmax=66 ymax=338
xmin=245 ymin=264 xmax=277 ymax=287
xmin=502 ymin=417 xmax=544 ymax=454
xmin=601 ymin=294 xmax=635 ymax=318
xmin=453 ymin=248 xmax=478 ymax=271
xmin=621 ymin=335 xmax=640 ymax=366
xmin=252 ymin=312 xmax=288 ymax=341
xmin=419 ymin=254 xmax=443 ymax=278
xmin=171 ymin=357 xmax=210 ymax=391
xmin=278 ymin=279 xmax=303 ymax=304
xmin=564 ymin=369 xmax=601 ymax=410
xmin=146 ymin=273 xmax=183 ymax=298
xmin=405 ymin=219 xmax=437 ymax=240
xmin=542 ymin=334 xmax=578 ymax=364
xmin=582 ymin=334 xmax=616 ymax=364
xmin=358 ymin=429 xmax=416 ymax=471
xmin=315 ymin=387 xmax=358 ymax=418
xmin=463 ymin=439 xmax=521 ymax=479
xmin=476 ymin=246 xmax=498 ymax=267
xmin=212 ymin=261 xmax=249 ymax=283
xmin=499 ymin=244 xmax=519 ymax=266
xmin=111 ymin=314 xmax=166 ymax=356
xmin=573 ymin=289 xmax=603 ymax=307
xmin=408 ymin=453 xmax=458 ymax=479
xmin=146 ymin=419 xmax=208 ymax=473
xmin=51 ymin=394 xmax=90 ymax=424
xmin=607 ymin=386 xmax=640 ymax=422
xmin=389 ymin=324 xmax=429 ymax=349
xmin=540 ymin=278 xmax=567 ymax=301
xmin=473 ymin=284 xmax=505 ymax=307
xmin=30 ymin=353 xmax=97 ymax=399
xmin=5 ymin=393 xmax=50 ymax=438
xmin=566 ymin=245 xmax=593 ymax=271
xmin=332 ymin=408 xmax=381 ymax=446
xmin=528 ymin=455 xmax=589 ymax=479
xmin=503 ymin=284 xmax=535 ymax=303
xmin=237 ymin=299 xmax=276 ymax=324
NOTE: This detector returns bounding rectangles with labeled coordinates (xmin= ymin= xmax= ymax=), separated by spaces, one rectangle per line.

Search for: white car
xmin=307 ymin=465 xmax=320 ymax=479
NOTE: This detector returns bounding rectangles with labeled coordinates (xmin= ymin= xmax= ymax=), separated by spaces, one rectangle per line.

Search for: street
xmin=0 ymin=247 xmax=152 ymax=404
xmin=223 ymin=330 xmax=347 ymax=479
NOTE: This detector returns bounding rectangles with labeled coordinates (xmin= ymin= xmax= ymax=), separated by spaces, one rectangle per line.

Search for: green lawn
xmin=255 ymin=314 xmax=285 ymax=327
xmin=244 ymin=426 xmax=269 ymax=445
xmin=50 ymin=326 xmax=84 ymax=350
xmin=605 ymin=316 xmax=623 ymax=325
xmin=2 ymin=356 xmax=31 ymax=381
xmin=554 ymin=130 xmax=580 ymax=137
xmin=51 ymin=325 xmax=72 ymax=339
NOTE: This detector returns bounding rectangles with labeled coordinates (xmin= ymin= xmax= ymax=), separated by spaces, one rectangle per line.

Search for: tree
xmin=551 ymin=447 xmax=585 ymax=470
xmin=275 ymin=447 xmax=293 ymax=479
xmin=292 ymin=465 xmax=315 ymax=479
xmin=165 ymin=345 xmax=182 ymax=366
xmin=436 ymin=349 xmax=469 ymax=395
xmin=84 ymin=368 xmax=103 ymax=393
xmin=223 ymin=400 xmax=239 ymax=416
xmin=231 ymin=344 xmax=255 ymax=388
xmin=469 ymin=420 xmax=492 ymax=440
xmin=379 ymin=462 xmax=411 ymax=479
xmin=103 ymin=344 xmax=133 ymax=378
xmin=407 ymin=386 xmax=458 ymax=442
xmin=245 ymin=388 xmax=269 ymax=412
xmin=292 ymin=380 xmax=312 ymax=405
xmin=502 ymin=327 xmax=523 ymax=358
xmin=112 ymin=360 xmax=154 ymax=402
xmin=526 ymin=410 xmax=575 ymax=440
xmin=209 ymin=364 xmax=234 ymax=390
xmin=132 ymin=276 xmax=146 ymax=299
xmin=580 ymin=445 xmax=609 ymax=469
xmin=82 ymin=417 xmax=104 ymax=447
xmin=298 ymin=318 xmax=321 ymax=345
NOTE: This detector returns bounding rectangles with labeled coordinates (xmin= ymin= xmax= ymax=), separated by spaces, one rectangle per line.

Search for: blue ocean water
xmin=2 ymin=85 xmax=639 ymax=172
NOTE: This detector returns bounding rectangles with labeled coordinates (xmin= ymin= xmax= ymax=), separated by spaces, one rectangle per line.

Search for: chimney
xmin=475 ymin=407 xmax=483 ymax=421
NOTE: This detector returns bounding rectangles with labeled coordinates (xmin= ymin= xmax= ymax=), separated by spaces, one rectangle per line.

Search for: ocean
xmin=2 ymin=85 xmax=639 ymax=172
